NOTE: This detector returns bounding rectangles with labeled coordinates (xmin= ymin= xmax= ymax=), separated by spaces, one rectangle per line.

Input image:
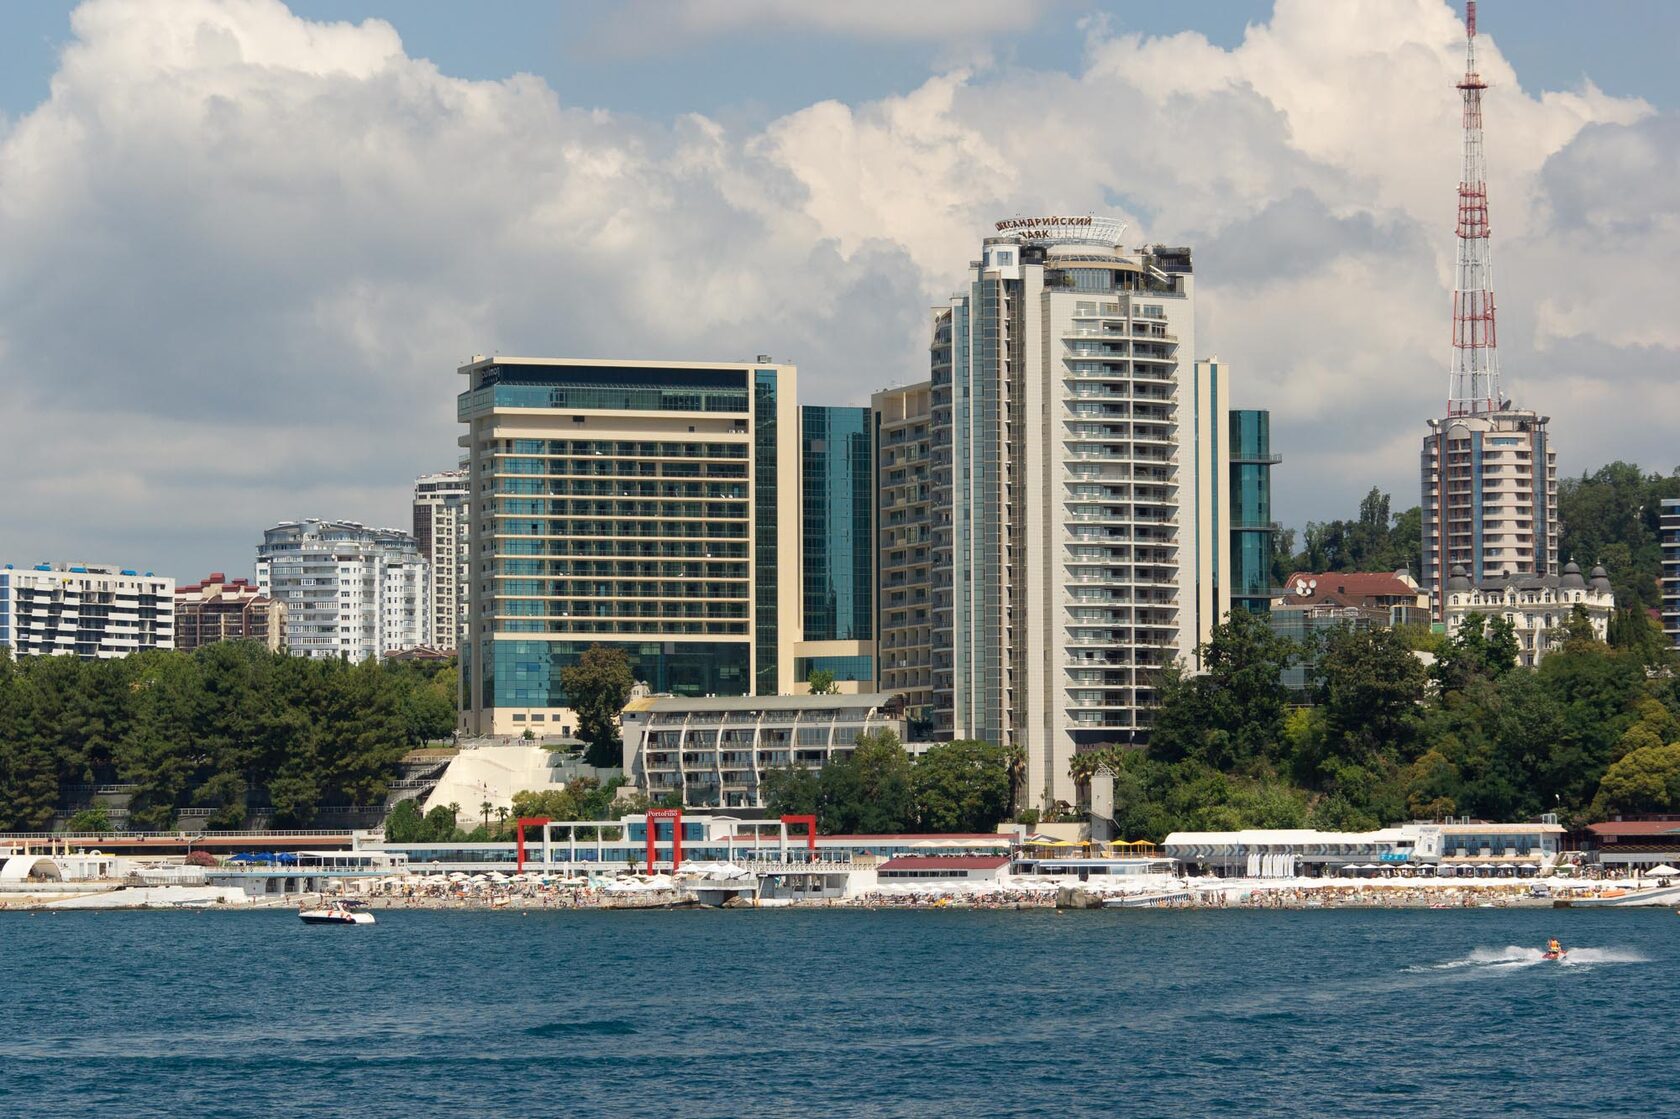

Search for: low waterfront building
xmin=256 ymin=520 xmax=429 ymax=661
xmin=1442 ymin=561 xmax=1612 ymax=666
xmin=174 ymin=573 xmax=284 ymax=652
xmin=1164 ymin=820 xmax=1565 ymax=878
xmin=0 ymin=563 xmax=174 ymax=658
xmin=621 ymin=692 xmax=908 ymax=809
xmin=874 ymin=855 xmax=1009 ymax=882
xmin=1582 ymin=819 xmax=1680 ymax=871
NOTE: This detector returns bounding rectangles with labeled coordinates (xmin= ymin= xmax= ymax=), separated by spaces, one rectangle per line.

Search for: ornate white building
xmin=1442 ymin=561 xmax=1612 ymax=667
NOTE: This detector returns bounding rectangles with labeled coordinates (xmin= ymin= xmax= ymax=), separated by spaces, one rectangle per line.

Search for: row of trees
xmin=1558 ymin=461 xmax=1680 ymax=609
xmin=761 ymin=732 xmax=1016 ymax=834
xmin=0 ymin=642 xmax=457 ymax=831
xmin=1274 ymin=487 xmax=1422 ymax=582
xmin=1070 ymin=606 xmax=1680 ymax=840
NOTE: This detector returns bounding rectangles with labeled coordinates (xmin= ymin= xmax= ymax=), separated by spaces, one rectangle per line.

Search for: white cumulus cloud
xmin=0 ymin=0 xmax=1671 ymax=578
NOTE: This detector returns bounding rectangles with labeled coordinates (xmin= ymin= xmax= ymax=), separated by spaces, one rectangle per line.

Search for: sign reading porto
xmin=993 ymin=214 xmax=1126 ymax=245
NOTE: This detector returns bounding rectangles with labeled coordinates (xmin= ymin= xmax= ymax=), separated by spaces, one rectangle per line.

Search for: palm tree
xmin=447 ymin=802 xmax=461 ymax=832
xmin=480 ymin=800 xmax=493 ymax=830
xmin=495 ymin=805 xmax=509 ymax=836
xmin=1004 ymin=744 xmax=1027 ymax=817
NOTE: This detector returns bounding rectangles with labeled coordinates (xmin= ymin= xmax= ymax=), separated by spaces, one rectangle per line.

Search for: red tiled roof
xmin=878 ymin=855 xmax=1010 ymax=871
xmin=1282 ymin=571 xmax=1420 ymax=600
xmin=1587 ymin=820 xmax=1680 ymax=839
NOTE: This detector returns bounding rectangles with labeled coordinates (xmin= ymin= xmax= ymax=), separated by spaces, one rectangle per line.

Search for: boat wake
xmin=1412 ymin=945 xmax=1647 ymax=972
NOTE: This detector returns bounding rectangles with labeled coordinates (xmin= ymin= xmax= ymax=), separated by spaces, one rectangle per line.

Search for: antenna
xmin=1448 ymin=0 xmax=1501 ymax=417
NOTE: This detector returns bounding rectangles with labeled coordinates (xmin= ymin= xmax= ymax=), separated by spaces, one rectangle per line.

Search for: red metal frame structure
xmin=514 ymin=817 xmax=550 ymax=873
xmin=781 ymin=814 xmax=817 ymax=860
xmin=646 ymin=807 xmax=682 ymax=872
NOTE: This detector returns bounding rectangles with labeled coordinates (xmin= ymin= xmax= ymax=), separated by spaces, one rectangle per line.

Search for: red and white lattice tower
xmin=1448 ymin=0 xmax=1501 ymax=416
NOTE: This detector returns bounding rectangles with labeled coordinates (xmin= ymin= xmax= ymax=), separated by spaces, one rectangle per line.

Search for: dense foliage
xmin=1077 ymin=606 xmax=1680 ymax=840
xmin=1558 ymin=461 xmax=1680 ymax=609
xmin=0 ymin=643 xmax=457 ymax=831
xmin=761 ymin=731 xmax=1013 ymax=834
xmin=1274 ymin=487 xmax=1422 ymax=581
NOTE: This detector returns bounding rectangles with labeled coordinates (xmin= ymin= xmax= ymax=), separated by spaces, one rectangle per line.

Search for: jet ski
xmin=1542 ymin=942 xmax=1566 ymax=961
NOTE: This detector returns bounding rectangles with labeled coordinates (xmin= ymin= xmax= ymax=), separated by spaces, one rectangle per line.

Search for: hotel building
xmin=795 ymin=405 xmax=875 ymax=692
xmin=256 ymin=520 xmax=428 ymax=661
xmin=930 ymin=219 xmax=1228 ymax=808
xmin=0 ymin=563 xmax=174 ymax=658
xmin=413 ymin=470 xmax=469 ymax=652
xmin=1229 ymin=409 xmax=1278 ymax=615
xmin=622 ymin=692 xmax=907 ymax=809
xmin=456 ymin=357 xmax=801 ymax=736
xmin=1421 ymin=409 xmax=1558 ymax=619
xmin=872 ymin=380 xmax=935 ymax=731
xmin=174 ymin=573 xmax=284 ymax=652
xmin=1443 ymin=561 xmax=1612 ymax=667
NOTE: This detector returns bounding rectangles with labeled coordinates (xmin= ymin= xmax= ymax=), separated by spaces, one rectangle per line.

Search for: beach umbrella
xmin=1645 ymin=863 xmax=1680 ymax=876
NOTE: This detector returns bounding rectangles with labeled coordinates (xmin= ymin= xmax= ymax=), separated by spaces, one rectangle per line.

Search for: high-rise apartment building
xmin=796 ymin=405 xmax=875 ymax=692
xmin=928 ymin=218 xmax=1227 ymax=807
xmin=1229 ymin=409 xmax=1279 ymax=615
xmin=0 ymin=563 xmax=174 ymax=658
xmin=872 ymin=380 xmax=935 ymax=730
xmin=1420 ymin=3 xmax=1560 ymax=619
xmin=456 ymin=356 xmax=800 ymax=736
xmin=1662 ymin=498 xmax=1680 ymax=649
xmin=175 ymin=573 xmax=285 ymax=652
xmin=256 ymin=520 xmax=428 ymax=661
xmin=413 ymin=470 xmax=469 ymax=652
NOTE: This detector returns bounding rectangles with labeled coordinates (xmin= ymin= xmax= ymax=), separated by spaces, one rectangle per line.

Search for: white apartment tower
xmin=930 ymin=218 xmax=1228 ymax=809
xmin=413 ymin=470 xmax=469 ymax=652
xmin=256 ymin=520 xmax=429 ymax=661
xmin=0 ymin=563 xmax=174 ymax=658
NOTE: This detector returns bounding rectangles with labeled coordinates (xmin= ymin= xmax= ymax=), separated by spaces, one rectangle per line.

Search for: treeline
xmin=1559 ymin=461 xmax=1680 ymax=608
xmin=0 ymin=643 xmax=457 ymax=831
xmin=761 ymin=733 xmax=1016 ymax=834
xmin=1275 ymin=487 xmax=1421 ymax=581
xmin=1074 ymin=607 xmax=1680 ymax=840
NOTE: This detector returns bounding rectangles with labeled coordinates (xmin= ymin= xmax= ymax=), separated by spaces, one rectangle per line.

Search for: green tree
xmin=385 ymin=798 xmax=426 ymax=842
xmin=817 ymin=729 xmax=914 ymax=833
xmin=560 ymin=645 xmax=635 ymax=768
xmin=912 ymin=740 xmax=1011 ymax=832
xmin=1148 ymin=609 xmax=1296 ymax=771
xmin=1315 ymin=626 xmax=1425 ymax=769
xmin=806 ymin=669 xmax=837 ymax=695
xmin=760 ymin=764 xmax=821 ymax=818
xmin=65 ymin=805 xmax=112 ymax=833
xmin=1591 ymin=742 xmax=1680 ymax=817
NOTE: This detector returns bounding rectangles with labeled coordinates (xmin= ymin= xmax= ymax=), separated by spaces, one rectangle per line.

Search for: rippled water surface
xmin=3 ymin=906 xmax=1673 ymax=1117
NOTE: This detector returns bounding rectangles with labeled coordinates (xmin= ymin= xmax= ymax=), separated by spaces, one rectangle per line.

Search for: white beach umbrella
xmin=1645 ymin=863 xmax=1680 ymax=876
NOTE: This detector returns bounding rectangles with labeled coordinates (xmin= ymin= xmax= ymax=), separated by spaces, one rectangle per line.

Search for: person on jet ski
xmin=1546 ymin=938 xmax=1562 ymax=957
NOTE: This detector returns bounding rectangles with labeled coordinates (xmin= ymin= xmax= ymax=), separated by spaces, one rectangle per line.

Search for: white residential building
xmin=413 ymin=470 xmax=469 ymax=652
xmin=256 ymin=520 xmax=428 ymax=661
xmin=0 ymin=563 xmax=174 ymax=658
xmin=930 ymin=219 xmax=1227 ymax=809
xmin=1442 ymin=561 xmax=1612 ymax=667
xmin=1662 ymin=498 xmax=1679 ymax=649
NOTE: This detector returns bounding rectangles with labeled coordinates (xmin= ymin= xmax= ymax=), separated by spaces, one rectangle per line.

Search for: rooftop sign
xmin=993 ymin=215 xmax=1126 ymax=246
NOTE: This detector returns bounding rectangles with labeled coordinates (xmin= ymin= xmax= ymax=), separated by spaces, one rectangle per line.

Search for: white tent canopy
xmin=1645 ymin=864 xmax=1680 ymax=876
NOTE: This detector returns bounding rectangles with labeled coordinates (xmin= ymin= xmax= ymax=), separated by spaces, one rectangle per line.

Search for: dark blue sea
xmin=2 ymin=906 xmax=1672 ymax=1117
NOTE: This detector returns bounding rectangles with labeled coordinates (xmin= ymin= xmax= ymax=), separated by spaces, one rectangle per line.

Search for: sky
xmin=3 ymin=0 xmax=1679 ymax=580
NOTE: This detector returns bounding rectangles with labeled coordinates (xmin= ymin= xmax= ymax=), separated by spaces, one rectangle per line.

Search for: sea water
xmin=2 ymin=906 xmax=1672 ymax=1117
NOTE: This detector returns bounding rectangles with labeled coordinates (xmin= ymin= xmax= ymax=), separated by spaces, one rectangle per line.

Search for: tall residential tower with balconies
xmin=928 ymin=218 xmax=1226 ymax=808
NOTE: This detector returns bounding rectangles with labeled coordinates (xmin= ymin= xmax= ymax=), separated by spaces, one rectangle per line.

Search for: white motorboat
xmin=298 ymin=900 xmax=375 ymax=925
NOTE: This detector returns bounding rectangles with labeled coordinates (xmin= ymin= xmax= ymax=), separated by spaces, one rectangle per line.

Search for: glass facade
xmin=794 ymin=654 xmax=875 ymax=682
xmin=754 ymin=370 xmax=780 ymax=695
xmin=1229 ymin=409 xmax=1278 ymax=615
xmin=489 ymin=639 xmax=750 ymax=707
xmin=801 ymin=406 xmax=874 ymax=642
